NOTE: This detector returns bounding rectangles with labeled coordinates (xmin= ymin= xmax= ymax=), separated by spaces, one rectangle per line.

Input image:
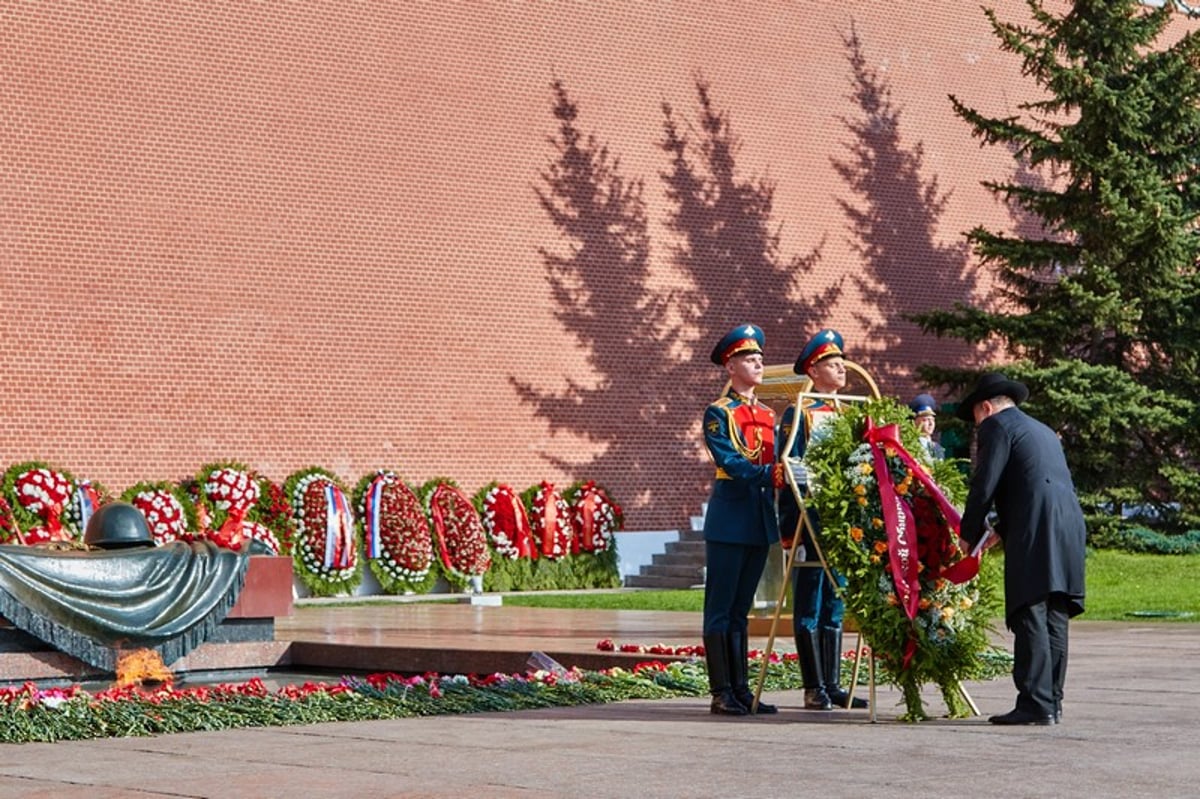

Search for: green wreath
xmin=804 ymin=398 xmax=1003 ymax=720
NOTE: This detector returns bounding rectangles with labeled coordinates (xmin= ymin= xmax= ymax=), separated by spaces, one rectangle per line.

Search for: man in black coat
xmin=956 ymin=373 xmax=1087 ymax=726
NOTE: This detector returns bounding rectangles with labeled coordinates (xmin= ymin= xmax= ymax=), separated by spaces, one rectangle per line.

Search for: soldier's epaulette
xmin=710 ymin=396 xmax=735 ymax=410
xmin=799 ymin=396 xmax=821 ymax=411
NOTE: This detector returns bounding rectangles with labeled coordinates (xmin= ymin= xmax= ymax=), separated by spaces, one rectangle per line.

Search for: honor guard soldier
xmin=701 ymin=323 xmax=787 ymax=716
xmin=778 ymin=328 xmax=866 ymax=710
xmin=909 ymin=393 xmax=946 ymax=461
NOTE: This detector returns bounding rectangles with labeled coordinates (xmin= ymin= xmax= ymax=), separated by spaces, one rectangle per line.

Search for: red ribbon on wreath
xmin=863 ymin=418 xmax=969 ymax=669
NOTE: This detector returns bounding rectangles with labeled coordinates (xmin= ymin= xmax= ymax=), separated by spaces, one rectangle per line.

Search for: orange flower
xmin=935 ymin=579 xmax=947 ymax=591
xmin=919 ymin=598 xmax=932 ymax=610
xmin=856 ymin=496 xmax=869 ymax=506
xmin=871 ymin=517 xmax=883 ymax=529
xmin=870 ymin=554 xmax=881 ymax=564
xmin=886 ymin=593 xmax=899 ymax=606
xmin=849 ymin=527 xmax=864 ymax=542
xmin=873 ymin=541 xmax=887 ymax=554
xmin=895 ymin=482 xmax=909 ymax=496
xmin=853 ymin=484 xmax=867 ymax=496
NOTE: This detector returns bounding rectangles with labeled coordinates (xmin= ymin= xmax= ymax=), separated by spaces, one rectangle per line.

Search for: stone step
xmin=624 ymin=573 xmax=699 ymax=589
xmin=640 ymin=562 xmax=704 ymax=580
xmin=652 ymin=550 xmax=705 ymax=568
xmin=664 ymin=539 xmax=706 ymax=555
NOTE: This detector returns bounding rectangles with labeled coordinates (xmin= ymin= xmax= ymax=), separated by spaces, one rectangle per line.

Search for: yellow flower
xmin=871 ymin=517 xmax=883 ymax=529
xmin=857 ymin=496 xmax=868 ymax=506
xmin=859 ymin=463 xmax=873 ymax=475
xmin=853 ymin=484 xmax=867 ymax=496
xmin=959 ymin=596 xmax=974 ymax=610
xmin=941 ymin=607 xmax=955 ymax=620
xmin=849 ymin=527 xmax=864 ymax=542
xmin=870 ymin=554 xmax=881 ymax=564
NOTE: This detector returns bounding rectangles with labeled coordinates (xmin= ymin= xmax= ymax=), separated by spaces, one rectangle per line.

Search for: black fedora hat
xmin=955 ymin=372 xmax=1029 ymax=421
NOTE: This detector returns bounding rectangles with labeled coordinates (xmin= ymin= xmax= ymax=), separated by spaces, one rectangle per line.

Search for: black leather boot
xmin=703 ymin=633 xmax=748 ymax=716
xmin=821 ymin=627 xmax=867 ymax=709
xmin=795 ymin=629 xmax=832 ymax=710
xmin=729 ymin=630 xmax=777 ymax=714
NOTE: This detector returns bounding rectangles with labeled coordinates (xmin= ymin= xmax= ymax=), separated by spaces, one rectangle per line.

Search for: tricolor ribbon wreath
xmin=354 ymin=471 xmax=435 ymax=593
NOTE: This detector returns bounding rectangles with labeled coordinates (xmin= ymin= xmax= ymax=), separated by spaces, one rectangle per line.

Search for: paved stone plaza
xmin=0 ymin=606 xmax=1194 ymax=798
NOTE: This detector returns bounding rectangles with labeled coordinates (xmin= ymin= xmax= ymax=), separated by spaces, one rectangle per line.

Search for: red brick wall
xmin=2 ymin=2 xmax=1189 ymax=530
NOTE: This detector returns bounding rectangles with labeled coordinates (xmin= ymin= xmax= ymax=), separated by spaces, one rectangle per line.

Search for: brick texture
xmin=3 ymin=2 xmax=1191 ymax=531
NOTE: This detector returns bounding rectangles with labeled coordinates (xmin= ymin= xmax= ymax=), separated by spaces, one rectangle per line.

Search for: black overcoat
xmin=959 ymin=406 xmax=1087 ymax=622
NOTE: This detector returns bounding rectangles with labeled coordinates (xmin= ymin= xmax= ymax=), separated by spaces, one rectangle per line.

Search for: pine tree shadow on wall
xmin=511 ymin=79 xmax=833 ymax=528
xmin=662 ymin=78 xmax=836 ymax=371
xmin=832 ymin=24 xmax=973 ymax=388
xmin=510 ymin=81 xmax=697 ymax=526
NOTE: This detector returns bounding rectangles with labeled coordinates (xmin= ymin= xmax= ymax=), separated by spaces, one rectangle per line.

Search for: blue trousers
xmin=791 ymin=561 xmax=845 ymax=634
xmin=703 ymin=540 xmax=769 ymax=636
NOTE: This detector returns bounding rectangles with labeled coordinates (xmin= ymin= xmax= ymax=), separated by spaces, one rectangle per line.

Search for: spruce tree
xmin=915 ymin=0 xmax=1200 ymax=533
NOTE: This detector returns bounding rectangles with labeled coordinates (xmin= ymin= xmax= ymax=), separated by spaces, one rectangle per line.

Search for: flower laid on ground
xmin=803 ymin=398 xmax=1004 ymax=720
xmin=0 ymin=663 xmax=716 ymax=744
xmin=421 ymin=478 xmax=491 ymax=590
xmin=354 ymin=470 xmax=436 ymax=594
xmin=285 ymin=467 xmax=362 ymax=597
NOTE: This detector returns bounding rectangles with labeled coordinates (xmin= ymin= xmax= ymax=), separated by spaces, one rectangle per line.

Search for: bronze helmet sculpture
xmin=84 ymin=501 xmax=155 ymax=550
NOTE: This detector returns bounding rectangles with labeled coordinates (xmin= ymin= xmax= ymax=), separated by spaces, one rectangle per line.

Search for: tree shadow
xmin=831 ymin=24 xmax=974 ymax=390
xmin=511 ymin=81 xmax=698 ymax=527
xmin=662 ymin=77 xmax=836 ymax=368
xmin=512 ymin=79 xmax=833 ymax=528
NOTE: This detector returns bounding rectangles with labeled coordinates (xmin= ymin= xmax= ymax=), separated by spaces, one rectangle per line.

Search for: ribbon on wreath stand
xmin=363 ymin=474 xmax=387 ymax=560
xmin=323 ymin=483 xmax=356 ymax=570
xmin=863 ymin=418 xmax=972 ymax=669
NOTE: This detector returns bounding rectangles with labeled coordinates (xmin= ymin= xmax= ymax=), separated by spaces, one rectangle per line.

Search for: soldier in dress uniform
xmin=777 ymin=329 xmax=866 ymax=710
xmin=701 ymin=323 xmax=787 ymax=716
xmin=909 ymin=393 xmax=946 ymax=461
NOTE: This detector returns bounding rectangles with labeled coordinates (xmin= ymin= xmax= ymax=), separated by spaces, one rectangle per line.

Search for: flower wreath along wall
xmin=563 ymin=480 xmax=622 ymax=589
xmin=354 ymin=470 xmax=437 ymax=595
xmin=121 ymin=481 xmax=195 ymax=546
xmin=285 ymin=467 xmax=362 ymax=597
xmin=522 ymin=481 xmax=575 ymax=590
xmin=420 ymin=478 xmax=491 ymax=592
xmin=2 ymin=461 xmax=80 ymax=545
xmin=803 ymin=399 xmax=1003 ymax=721
xmin=473 ymin=482 xmax=537 ymax=592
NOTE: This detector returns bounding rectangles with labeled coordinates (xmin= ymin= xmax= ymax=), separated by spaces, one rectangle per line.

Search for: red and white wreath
xmin=130 ymin=488 xmax=188 ymax=545
xmin=425 ymin=481 xmax=491 ymax=582
xmin=14 ymin=467 xmax=75 ymax=544
xmin=479 ymin=483 xmax=536 ymax=561
xmin=570 ymin=480 xmax=621 ymax=553
xmin=528 ymin=481 xmax=571 ymax=560
xmin=202 ymin=466 xmax=262 ymax=551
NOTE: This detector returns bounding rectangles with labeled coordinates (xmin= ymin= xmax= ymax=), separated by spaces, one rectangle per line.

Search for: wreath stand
xmin=746 ymin=362 xmax=980 ymax=722
xmin=747 ymin=361 xmax=880 ymax=719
